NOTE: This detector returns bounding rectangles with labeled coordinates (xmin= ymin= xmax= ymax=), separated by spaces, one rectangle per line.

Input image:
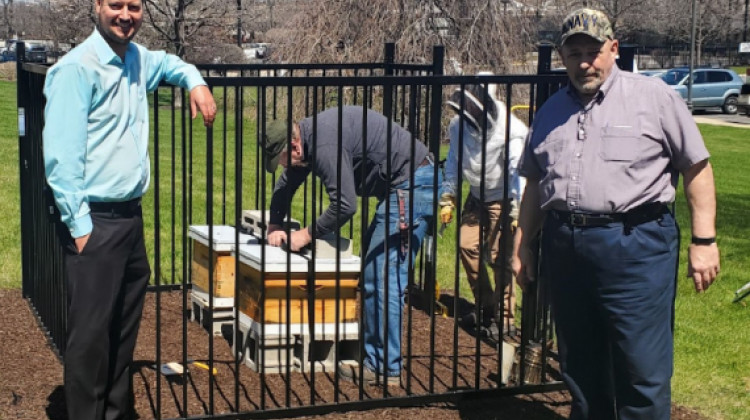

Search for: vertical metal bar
xmin=307 ymin=84 xmax=319 ymax=404
xmin=497 ymin=81 xmax=515 ymax=387
xmin=189 ymin=89 xmax=194 ymax=228
xmin=17 ymin=43 xmax=31 ymax=299
xmin=333 ymin=92 xmax=344 ymax=401
xmin=206 ymin=87 xmax=216 ymax=414
xmin=180 ymin=86 xmax=190 ymax=414
xmin=474 ymin=81 xmax=488 ymax=388
xmin=284 ymin=86 xmax=293 ymax=408
xmin=222 ymin=84 xmax=228 ymax=224
xmin=427 ymin=46 xmax=444 ymax=393
xmin=233 ymin=78 xmax=244 ymax=414
xmin=152 ymin=89 xmax=163 ymax=419
xmin=452 ymin=84 xmax=467 ymax=390
xmin=381 ymin=75 xmax=393 ymax=400
xmin=254 ymin=85 xmax=261 ymax=210
xmin=405 ymin=81 xmax=418 ymax=394
xmin=259 ymin=84 xmax=268 ymax=411
xmin=536 ymin=43 xmax=553 ymax=110
xmin=356 ymin=93 xmax=368 ymax=401
xmin=171 ymin=87 xmax=177 ymax=288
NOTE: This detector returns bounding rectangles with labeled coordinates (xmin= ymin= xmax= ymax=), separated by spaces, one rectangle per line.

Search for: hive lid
xmin=188 ymin=225 xmax=260 ymax=251
xmin=235 ymin=244 xmax=361 ymax=273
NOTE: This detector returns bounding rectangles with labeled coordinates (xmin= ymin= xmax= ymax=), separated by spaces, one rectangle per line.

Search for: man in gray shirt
xmin=263 ymin=106 xmax=441 ymax=386
xmin=512 ymin=8 xmax=720 ymax=420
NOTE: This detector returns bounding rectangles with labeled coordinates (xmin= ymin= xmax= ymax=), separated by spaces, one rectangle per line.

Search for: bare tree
xmin=142 ymin=0 xmax=233 ymax=59
xmin=42 ymin=0 xmax=94 ymax=45
xmin=1 ymin=0 xmax=13 ymax=39
xmin=270 ymin=0 xmax=545 ymax=74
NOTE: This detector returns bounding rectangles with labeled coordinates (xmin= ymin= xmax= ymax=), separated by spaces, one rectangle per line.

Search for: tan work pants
xmin=459 ymin=196 xmax=515 ymax=323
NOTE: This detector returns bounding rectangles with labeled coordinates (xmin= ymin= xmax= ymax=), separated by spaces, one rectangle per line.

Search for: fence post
xmin=17 ymin=42 xmax=32 ymax=299
xmin=384 ymin=42 xmax=395 ymax=76
xmin=420 ymin=44 xmax=444 ymax=318
xmin=617 ymin=44 xmax=636 ymax=72
xmin=535 ymin=43 xmax=554 ymax=115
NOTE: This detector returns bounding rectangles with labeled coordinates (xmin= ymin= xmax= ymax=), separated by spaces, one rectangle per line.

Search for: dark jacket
xmin=269 ymin=106 xmax=430 ymax=238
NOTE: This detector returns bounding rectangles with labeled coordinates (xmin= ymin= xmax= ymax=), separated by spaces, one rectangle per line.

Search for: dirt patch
xmin=0 ymin=289 xmax=709 ymax=419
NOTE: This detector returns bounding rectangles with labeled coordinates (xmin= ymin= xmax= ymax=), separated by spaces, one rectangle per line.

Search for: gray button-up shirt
xmin=519 ymin=66 xmax=710 ymax=213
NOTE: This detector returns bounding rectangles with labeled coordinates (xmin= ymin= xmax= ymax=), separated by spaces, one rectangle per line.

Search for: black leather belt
xmin=89 ymin=198 xmax=142 ymax=217
xmin=550 ymin=203 xmax=669 ymax=227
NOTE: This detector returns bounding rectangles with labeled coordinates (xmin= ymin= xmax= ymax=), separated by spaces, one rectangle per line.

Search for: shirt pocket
xmin=599 ymin=125 xmax=640 ymax=162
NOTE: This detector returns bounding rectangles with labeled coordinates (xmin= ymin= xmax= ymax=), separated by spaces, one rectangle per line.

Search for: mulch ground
xmin=0 ymin=288 xmax=709 ymax=420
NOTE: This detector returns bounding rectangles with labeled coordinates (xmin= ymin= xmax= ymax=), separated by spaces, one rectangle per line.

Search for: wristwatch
xmin=691 ymin=236 xmax=716 ymax=245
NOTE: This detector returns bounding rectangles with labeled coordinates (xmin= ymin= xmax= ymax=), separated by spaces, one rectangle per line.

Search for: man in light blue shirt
xmin=42 ymin=1 xmax=216 ymax=419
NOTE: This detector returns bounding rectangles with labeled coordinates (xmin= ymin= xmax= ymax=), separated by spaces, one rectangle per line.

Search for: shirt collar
xmin=91 ymin=28 xmax=135 ymax=66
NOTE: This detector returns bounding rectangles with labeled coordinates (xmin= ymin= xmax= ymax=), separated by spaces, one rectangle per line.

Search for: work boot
xmin=338 ymin=363 xmax=400 ymax=387
xmin=458 ymin=306 xmax=494 ymax=330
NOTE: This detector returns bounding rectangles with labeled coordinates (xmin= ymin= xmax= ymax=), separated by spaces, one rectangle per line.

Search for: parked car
xmin=24 ymin=44 xmax=48 ymax=63
xmin=659 ymin=67 xmax=743 ymax=114
xmin=0 ymin=49 xmax=15 ymax=63
xmin=737 ymin=83 xmax=750 ymax=116
xmin=244 ymin=42 xmax=270 ymax=61
xmin=639 ymin=69 xmax=667 ymax=78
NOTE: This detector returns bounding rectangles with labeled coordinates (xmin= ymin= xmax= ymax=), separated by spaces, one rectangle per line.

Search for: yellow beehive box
xmin=235 ymin=244 xmax=360 ymax=324
xmin=188 ymin=225 xmax=260 ymax=298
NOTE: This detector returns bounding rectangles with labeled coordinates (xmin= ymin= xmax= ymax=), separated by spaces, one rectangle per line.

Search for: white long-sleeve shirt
xmin=443 ymin=103 xmax=527 ymax=204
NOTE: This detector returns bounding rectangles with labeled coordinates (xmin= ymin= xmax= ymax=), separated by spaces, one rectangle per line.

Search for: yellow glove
xmin=439 ymin=193 xmax=456 ymax=225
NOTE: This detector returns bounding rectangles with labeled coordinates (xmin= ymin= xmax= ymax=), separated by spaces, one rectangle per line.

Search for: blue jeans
xmin=362 ymin=163 xmax=441 ymax=376
xmin=542 ymin=210 xmax=678 ymax=420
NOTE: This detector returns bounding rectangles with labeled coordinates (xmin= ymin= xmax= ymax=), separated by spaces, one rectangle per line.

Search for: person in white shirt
xmin=440 ymin=76 xmax=527 ymax=340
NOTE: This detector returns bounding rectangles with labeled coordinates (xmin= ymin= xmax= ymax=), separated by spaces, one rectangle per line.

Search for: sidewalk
xmin=693 ymin=115 xmax=750 ymax=129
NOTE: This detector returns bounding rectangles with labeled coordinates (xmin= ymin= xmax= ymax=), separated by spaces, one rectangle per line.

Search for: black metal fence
xmin=18 ymin=42 xmax=568 ymax=419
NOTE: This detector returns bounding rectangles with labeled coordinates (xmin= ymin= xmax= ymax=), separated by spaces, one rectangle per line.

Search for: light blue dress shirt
xmin=43 ymin=29 xmax=206 ymax=238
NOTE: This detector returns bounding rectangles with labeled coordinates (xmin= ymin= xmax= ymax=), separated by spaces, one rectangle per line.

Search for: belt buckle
xmin=570 ymin=213 xmax=586 ymax=226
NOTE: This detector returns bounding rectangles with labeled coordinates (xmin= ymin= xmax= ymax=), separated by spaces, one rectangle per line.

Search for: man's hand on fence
xmin=190 ymin=85 xmax=217 ymax=127
xmin=439 ymin=193 xmax=456 ymax=225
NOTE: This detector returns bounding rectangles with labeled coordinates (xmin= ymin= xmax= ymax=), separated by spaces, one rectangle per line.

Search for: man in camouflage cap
xmin=513 ymin=7 xmax=720 ymax=420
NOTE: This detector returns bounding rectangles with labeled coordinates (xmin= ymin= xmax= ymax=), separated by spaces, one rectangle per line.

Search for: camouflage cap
xmin=559 ymin=8 xmax=614 ymax=46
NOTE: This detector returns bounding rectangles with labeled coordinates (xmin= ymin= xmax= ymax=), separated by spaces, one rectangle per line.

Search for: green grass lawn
xmin=2 ymin=79 xmax=749 ymax=418
xmin=672 ymin=124 xmax=750 ymax=419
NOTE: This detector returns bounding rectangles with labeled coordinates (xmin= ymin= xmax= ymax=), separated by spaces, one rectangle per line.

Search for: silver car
xmin=660 ymin=67 xmax=743 ymax=114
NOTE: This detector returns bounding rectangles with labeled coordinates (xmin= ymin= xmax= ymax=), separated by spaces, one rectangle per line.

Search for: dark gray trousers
xmin=61 ymin=207 xmax=150 ymax=420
